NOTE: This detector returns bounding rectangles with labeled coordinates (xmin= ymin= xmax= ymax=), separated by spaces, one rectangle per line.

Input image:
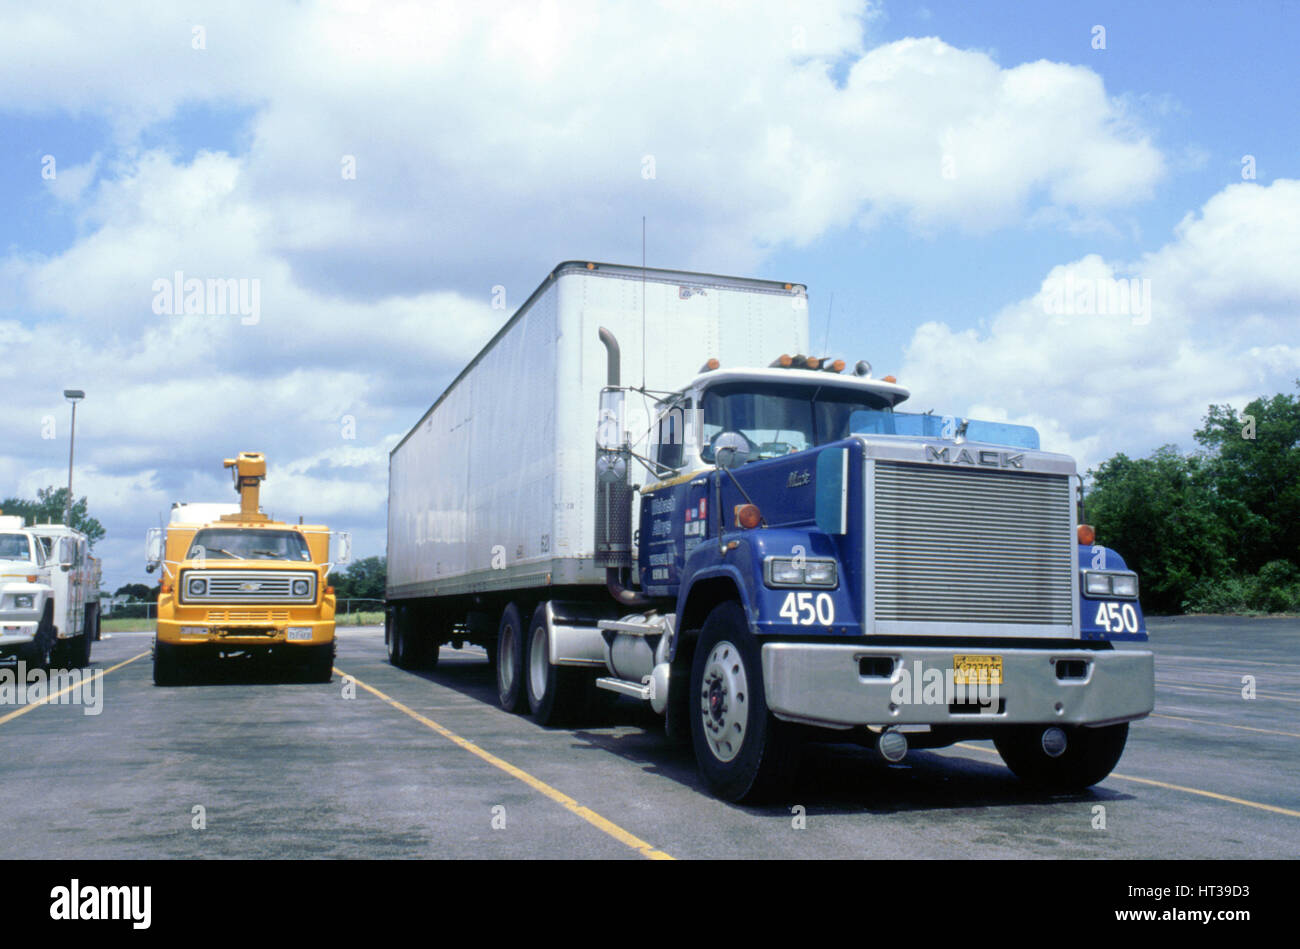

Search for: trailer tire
xmin=994 ymin=723 xmax=1129 ymax=791
xmin=689 ymin=601 xmax=800 ymax=803
xmin=525 ymin=604 xmax=583 ymax=726
xmin=496 ymin=602 xmax=529 ymax=713
xmin=387 ymin=607 xmax=415 ymax=669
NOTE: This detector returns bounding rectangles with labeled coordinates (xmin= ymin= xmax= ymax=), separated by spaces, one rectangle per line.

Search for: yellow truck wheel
xmin=153 ymin=642 xmax=184 ymax=686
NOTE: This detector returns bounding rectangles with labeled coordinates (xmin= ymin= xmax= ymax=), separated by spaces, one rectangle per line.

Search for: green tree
xmin=0 ymin=486 xmax=106 ymax=547
xmin=328 ymin=556 xmax=386 ymax=602
xmin=114 ymin=583 xmax=155 ymax=600
xmin=1085 ymin=447 xmax=1236 ymax=614
xmin=1193 ymin=383 xmax=1300 ymax=573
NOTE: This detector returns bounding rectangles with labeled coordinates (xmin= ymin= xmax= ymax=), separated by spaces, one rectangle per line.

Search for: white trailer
xmin=385 ymin=261 xmax=808 ymax=665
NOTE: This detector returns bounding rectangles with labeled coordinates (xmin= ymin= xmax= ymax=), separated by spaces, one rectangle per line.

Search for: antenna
xmin=641 ymin=215 xmax=647 ymax=390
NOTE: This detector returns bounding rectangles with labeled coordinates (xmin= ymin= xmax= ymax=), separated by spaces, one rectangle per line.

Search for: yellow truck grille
xmin=206 ymin=609 xmax=290 ymax=623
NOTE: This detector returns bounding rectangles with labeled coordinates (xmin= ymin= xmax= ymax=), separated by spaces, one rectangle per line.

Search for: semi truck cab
xmin=590 ymin=336 xmax=1154 ymax=800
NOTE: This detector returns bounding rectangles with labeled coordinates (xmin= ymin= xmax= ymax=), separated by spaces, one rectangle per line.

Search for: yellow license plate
xmin=954 ymin=654 xmax=1003 ymax=686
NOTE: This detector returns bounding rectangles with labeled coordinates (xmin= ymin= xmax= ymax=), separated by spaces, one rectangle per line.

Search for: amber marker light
xmin=771 ymin=354 xmax=793 ymax=368
xmin=883 ymin=374 xmax=897 ymax=383
xmin=1078 ymin=524 xmax=1096 ymax=546
xmin=734 ymin=504 xmax=763 ymax=529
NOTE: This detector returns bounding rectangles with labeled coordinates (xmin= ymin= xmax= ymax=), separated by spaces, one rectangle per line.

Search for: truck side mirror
xmin=332 ymin=531 xmax=352 ymax=564
xmin=596 ymin=387 xmax=626 ymax=451
xmin=712 ymin=432 xmax=752 ymax=470
xmin=145 ymin=527 xmax=164 ymax=567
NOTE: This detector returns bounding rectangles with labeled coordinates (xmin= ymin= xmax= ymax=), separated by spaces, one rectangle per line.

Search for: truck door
xmin=640 ymin=399 xmax=708 ymax=590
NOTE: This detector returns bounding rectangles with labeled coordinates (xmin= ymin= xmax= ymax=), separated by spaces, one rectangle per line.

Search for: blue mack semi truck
xmin=385 ymin=262 xmax=1154 ymax=802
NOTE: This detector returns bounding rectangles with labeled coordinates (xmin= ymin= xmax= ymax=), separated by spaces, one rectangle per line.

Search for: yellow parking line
xmin=337 ymin=667 xmax=674 ymax=861
xmin=1151 ymin=712 xmax=1300 ymax=739
xmin=953 ymin=742 xmax=1300 ymax=818
xmin=0 ymin=651 xmax=150 ymax=726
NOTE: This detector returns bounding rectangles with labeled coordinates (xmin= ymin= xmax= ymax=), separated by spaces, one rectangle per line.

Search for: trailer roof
xmin=392 ymin=261 xmax=808 ymax=456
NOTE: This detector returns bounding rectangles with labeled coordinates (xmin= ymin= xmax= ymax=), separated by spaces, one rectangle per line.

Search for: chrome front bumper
xmin=761 ymin=642 xmax=1154 ymax=728
xmin=0 ymin=623 xmax=38 ymax=648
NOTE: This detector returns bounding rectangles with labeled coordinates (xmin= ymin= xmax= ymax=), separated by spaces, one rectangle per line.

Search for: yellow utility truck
xmin=146 ymin=452 xmax=350 ymax=685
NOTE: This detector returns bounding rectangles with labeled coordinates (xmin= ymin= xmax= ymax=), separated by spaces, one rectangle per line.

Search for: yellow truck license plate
xmin=954 ymin=654 xmax=1003 ymax=686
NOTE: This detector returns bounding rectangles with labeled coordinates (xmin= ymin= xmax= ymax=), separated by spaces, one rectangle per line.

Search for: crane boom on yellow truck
xmin=146 ymin=452 xmax=351 ymax=685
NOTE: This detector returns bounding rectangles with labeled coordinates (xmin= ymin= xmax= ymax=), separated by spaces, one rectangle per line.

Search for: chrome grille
xmin=873 ymin=462 xmax=1073 ymax=625
xmin=181 ymin=570 xmax=316 ymax=604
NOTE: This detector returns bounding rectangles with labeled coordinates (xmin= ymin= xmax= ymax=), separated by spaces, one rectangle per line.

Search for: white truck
xmin=0 ymin=515 xmax=100 ymax=668
xmin=29 ymin=523 xmax=102 ymax=666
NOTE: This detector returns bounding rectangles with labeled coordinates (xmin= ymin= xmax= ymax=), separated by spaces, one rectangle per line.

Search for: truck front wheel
xmin=305 ymin=643 xmax=335 ymax=683
xmin=153 ymin=641 xmax=183 ymax=686
xmin=994 ymin=723 xmax=1129 ymax=790
xmin=689 ymin=601 xmax=800 ymax=803
xmin=24 ymin=608 xmax=54 ymax=671
xmin=496 ymin=602 xmax=528 ymax=713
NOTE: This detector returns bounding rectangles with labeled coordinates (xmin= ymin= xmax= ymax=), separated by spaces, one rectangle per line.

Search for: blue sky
xmin=1 ymin=1 xmax=1297 ymax=592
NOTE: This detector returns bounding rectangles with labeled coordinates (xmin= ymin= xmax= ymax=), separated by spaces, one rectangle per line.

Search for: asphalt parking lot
xmin=1 ymin=616 xmax=1296 ymax=860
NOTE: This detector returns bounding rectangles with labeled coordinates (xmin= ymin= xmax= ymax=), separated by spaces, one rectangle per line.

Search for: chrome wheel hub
xmin=699 ymin=640 xmax=748 ymax=762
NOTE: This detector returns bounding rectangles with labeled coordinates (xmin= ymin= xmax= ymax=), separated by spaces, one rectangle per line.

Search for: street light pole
xmin=63 ymin=389 xmax=84 ymax=526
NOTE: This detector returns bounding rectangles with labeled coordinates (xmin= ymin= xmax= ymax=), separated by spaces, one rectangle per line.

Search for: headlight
xmin=292 ymin=579 xmax=311 ymax=597
xmin=764 ymin=557 xmax=838 ymax=588
xmin=1081 ymin=570 xmax=1139 ymax=599
xmin=1111 ymin=574 xmax=1139 ymax=598
xmin=187 ymin=577 xmax=207 ymax=597
xmin=804 ymin=561 xmax=838 ymax=586
xmin=13 ymin=594 xmax=34 ymax=609
xmin=1085 ymin=572 xmax=1111 ymax=595
xmin=769 ymin=560 xmax=805 ymax=585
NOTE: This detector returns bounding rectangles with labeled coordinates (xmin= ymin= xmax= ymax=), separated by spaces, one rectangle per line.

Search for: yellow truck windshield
xmin=188 ymin=528 xmax=312 ymax=562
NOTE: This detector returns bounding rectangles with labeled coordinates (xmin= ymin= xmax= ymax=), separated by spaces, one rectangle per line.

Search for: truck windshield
xmin=701 ymin=383 xmax=894 ymax=461
xmin=0 ymin=533 xmax=34 ymax=561
xmin=188 ymin=529 xmax=312 ymax=561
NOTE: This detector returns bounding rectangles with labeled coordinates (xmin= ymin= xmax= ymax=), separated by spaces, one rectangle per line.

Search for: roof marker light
xmin=883 ymin=374 xmax=897 ymax=383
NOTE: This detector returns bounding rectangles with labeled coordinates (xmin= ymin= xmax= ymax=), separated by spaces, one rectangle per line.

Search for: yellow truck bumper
xmin=156 ymin=619 xmax=335 ymax=647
